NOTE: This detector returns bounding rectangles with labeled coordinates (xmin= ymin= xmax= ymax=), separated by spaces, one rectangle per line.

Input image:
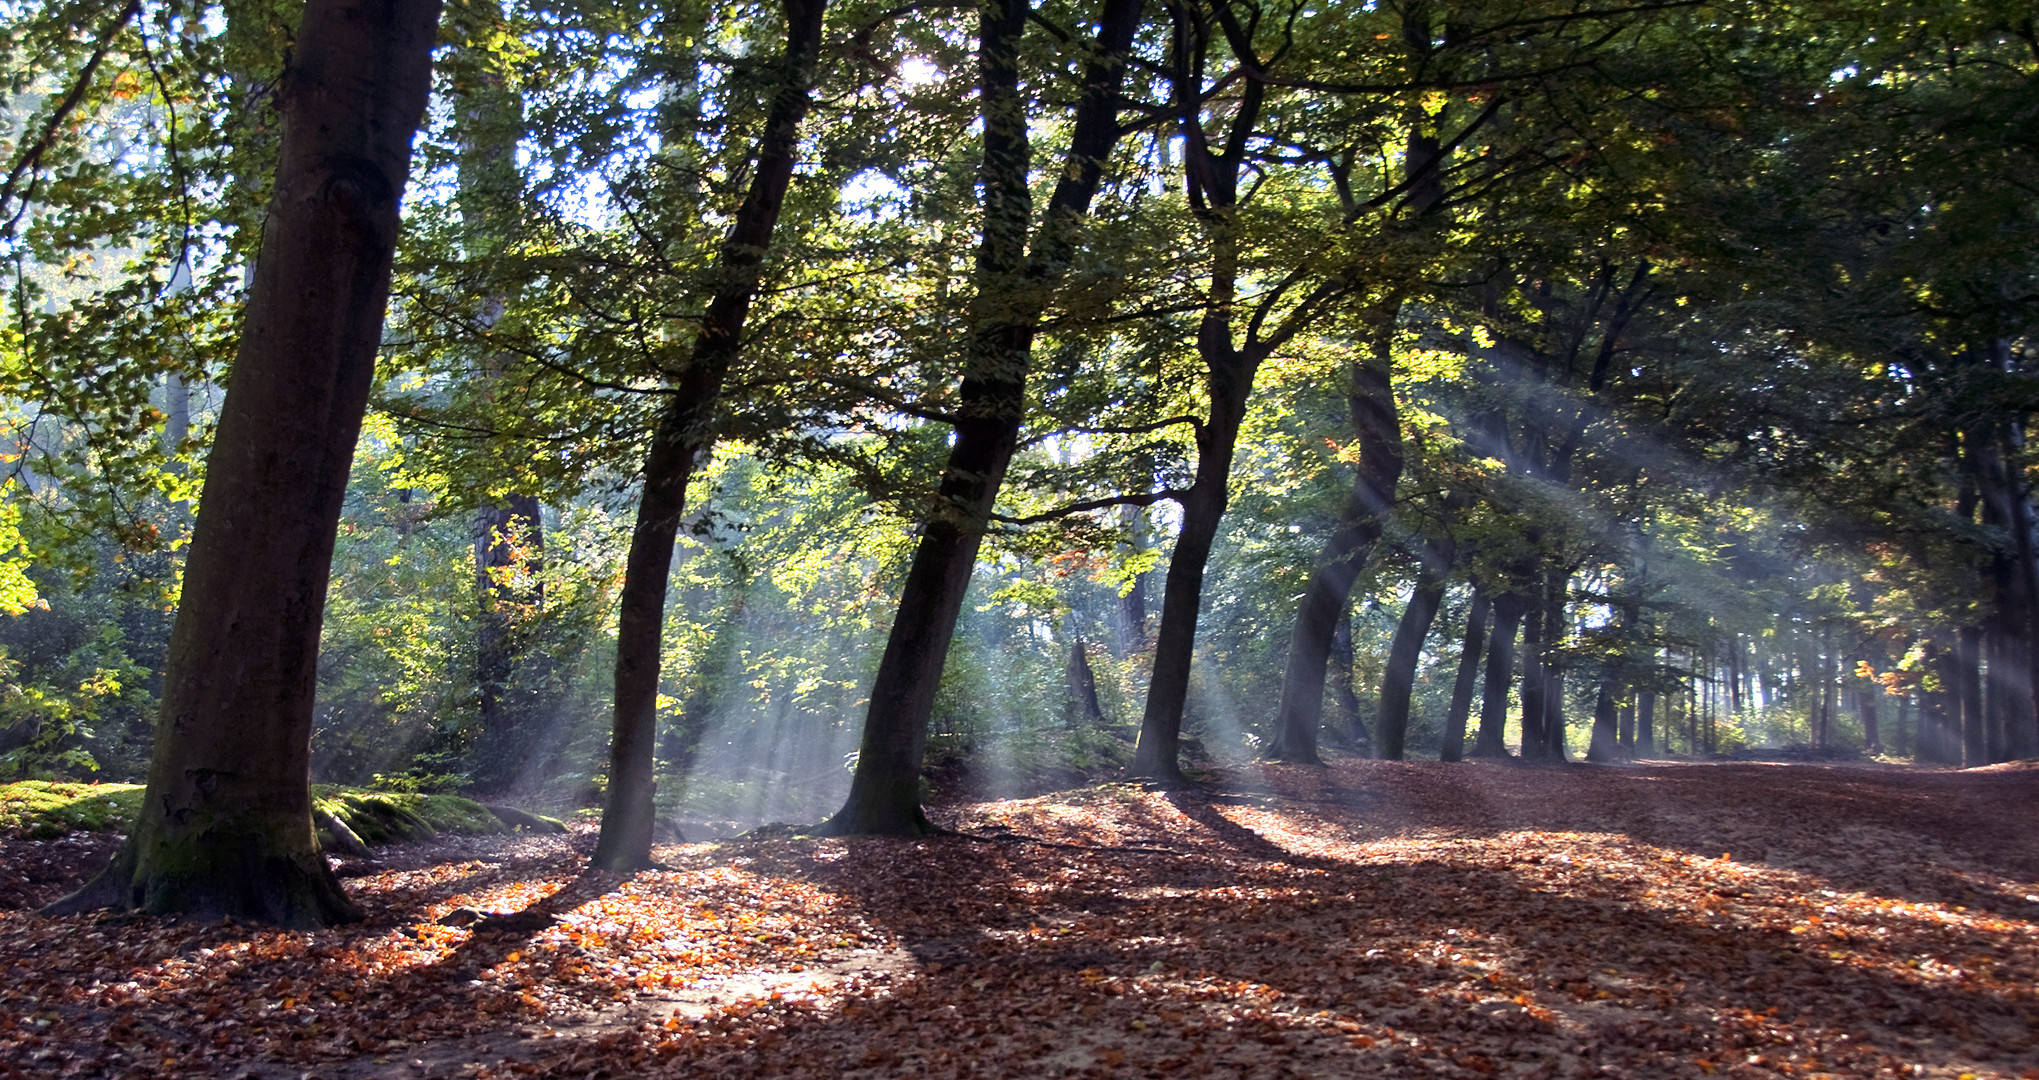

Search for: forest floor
xmin=0 ymin=757 xmax=2036 ymax=1079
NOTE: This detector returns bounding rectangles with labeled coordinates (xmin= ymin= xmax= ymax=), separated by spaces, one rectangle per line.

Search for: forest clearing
xmin=0 ymin=2 xmax=2036 ymax=1077
xmin=2 ymin=758 xmax=2036 ymax=1079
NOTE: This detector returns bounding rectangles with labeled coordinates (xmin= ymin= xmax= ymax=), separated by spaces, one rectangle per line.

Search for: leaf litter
xmin=0 ymin=758 xmax=2036 ymax=1078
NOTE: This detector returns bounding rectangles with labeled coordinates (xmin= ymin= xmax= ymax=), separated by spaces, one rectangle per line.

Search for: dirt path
xmin=2 ymin=758 xmax=2035 ymax=1078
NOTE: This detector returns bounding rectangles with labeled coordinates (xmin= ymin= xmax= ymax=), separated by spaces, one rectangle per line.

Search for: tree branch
xmin=0 ymin=0 xmax=142 ymax=238
xmin=992 ymin=486 xmax=1190 ymax=526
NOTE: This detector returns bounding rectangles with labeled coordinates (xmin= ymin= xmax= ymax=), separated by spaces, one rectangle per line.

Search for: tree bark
xmin=1586 ymin=677 xmax=1620 ymax=762
xmin=45 ymin=0 xmax=439 ymax=926
xmin=824 ymin=0 xmax=1142 ymax=831
xmin=1817 ymin=633 xmax=1835 ymax=752
xmin=1958 ymin=623 xmax=1986 ymax=767
xmin=1115 ymin=501 xmax=1149 ymax=655
xmin=1375 ymin=573 xmax=1447 ymax=760
xmin=1064 ymin=636 xmax=1105 ymax=727
xmin=1519 ymin=582 xmax=1548 ymax=758
xmin=1329 ymin=611 xmax=1368 ymax=746
xmin=1133 ymin=5 xmax=1300 ymax=780
xmin=1637 ymin=689 xmax=1656 ymax=756
xmin=1133 ymin=463 xmax=1232 ymax=781
xmin=1440 ymin=591 xmax=1488 ymax=762
xmin=1470 ymin=594 xmax=1523 ymax=758
xmin=591 ymin=0 xmax=827 ymax=869
xmin=1859 ymin=670 xmax=1882 ymax=755
xmin=1260 ymin=315 xmax=1403 ymax=765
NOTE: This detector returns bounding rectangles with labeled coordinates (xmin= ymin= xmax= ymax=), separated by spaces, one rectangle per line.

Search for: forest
xmin=0 ymin=0 xmax=2034 ymax=1074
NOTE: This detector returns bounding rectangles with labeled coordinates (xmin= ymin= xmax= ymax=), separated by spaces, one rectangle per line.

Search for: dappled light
xmin=0 ymin=0 xmax=2033 ymax=1071
xmin=4 ymin=760 xmax=2037 ymax=1077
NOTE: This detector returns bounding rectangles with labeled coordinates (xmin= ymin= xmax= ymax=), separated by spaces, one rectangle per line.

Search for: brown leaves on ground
xmin=2 ymin=759 xmax=2038 ymax=1079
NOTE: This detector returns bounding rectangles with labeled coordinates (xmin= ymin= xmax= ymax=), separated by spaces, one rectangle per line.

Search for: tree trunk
xmin=1262 ymin=315 xmax=1403 ymax=765
xmin=1329 ymin=611 xmax=1368 ymax=746
xmin=1859 ymin=672 xmax=1881 ymax=755
xmin=1133 ymin=467 xmax=1232 ymax=781
xmin=1817 ymin=634 xmax=1835 ymax=752
xmin=1726 ymin=634 xmax=1743 ymax=712
xmin=1134 ymin=11 xmax=1295 ymax=779
xmin=1922 ymin=641 xmax=1955 ymax=763
xmin=1064 ymin=636 xmax=1105 ymax=727
xmin=825 ymin=0 xmax=1142 ymax=831
xmin=1519 ymin=585 xmax=1547 ymax=758
xmin=1586 ymin=677 xmax=1620 ymax=762
xmin=591 ymin=0 xmax=827 ymax=869
xmin=1470 ymin=595 xmax=1523 ymax=758
xmin=46 ymin=0 xmax=439 ymax=926
xmin=1440 ymin=592 xmax=1489 ymax=762
xmin=1541 ymin=585 xmax=1569 ymax=760
xmin=1985 ymin=606 xmax=2012 ymax=762
xmin=1638 ymin=689 xmax=1656 ymax=756
xmin=1967 ymin=364 xmax=2039 ymax=759
xmin=1958 ymin=623 xmax=1986 ymax=767
xmin=1895 ymin=691 xmax=1910 ymax=757
xmin=1376 ymin=575 xmax=1446 ymax=760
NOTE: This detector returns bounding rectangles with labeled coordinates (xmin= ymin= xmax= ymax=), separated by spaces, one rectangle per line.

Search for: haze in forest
xmin=0 ymin=0 xmax=2029 ymax=922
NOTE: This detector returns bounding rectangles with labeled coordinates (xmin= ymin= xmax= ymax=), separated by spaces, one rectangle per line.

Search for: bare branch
xmin=992 ymin=486 xmax=1190 ymax=526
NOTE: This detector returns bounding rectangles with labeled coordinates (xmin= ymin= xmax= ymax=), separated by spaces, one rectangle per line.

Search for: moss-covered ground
xmin=0 ymin=780 xmax=562 ymax=845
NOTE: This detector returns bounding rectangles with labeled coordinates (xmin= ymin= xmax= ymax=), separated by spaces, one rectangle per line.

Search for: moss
xmin=0 ymin=781 xmax=145 ymax=838
xmin=309 ymin=788 xmax=506 ymax=845
xmin=0 ymin=781 xmax=521 ymax=849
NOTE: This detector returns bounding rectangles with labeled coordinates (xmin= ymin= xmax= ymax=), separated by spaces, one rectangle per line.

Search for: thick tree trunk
xmin=1262 ymin=321 xmax=1403 ymax=764
xmin=1968 ymin=357 xmax=2039 ymax=759
xmin=1470 ymin=595 xmax=1523 ymax=758
xmin=1375 ymin=575 xmax=1446 ymax=760
xmin=591 ymin=0 xmax=827 ymax=868
xmin=1586 ymin=678 xmax=1620 ymax=762
xmin=1329 ymin=612 xmax=1368 ymax=746
xmin=825 ymin=0 xmax=1141 ymax=831
xmin=1440 ymin=592 xmax=1488 ymax=762
xmin=1133 ymin=10 xmax=1294 ymax=779
xmin=1133 ymin=469 xmax=1232 ymax=782
xmin=46 ymin=0 xmax=439 ymax=926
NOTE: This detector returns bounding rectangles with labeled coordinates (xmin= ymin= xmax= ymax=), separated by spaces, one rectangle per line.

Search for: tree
xmin=821 ymin=0 xmax=1144 ymax=835
xmin=47 ymin=0 xmax=441 ymax=926
xmin=590 ymin=0 xmax=830 ymax=871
